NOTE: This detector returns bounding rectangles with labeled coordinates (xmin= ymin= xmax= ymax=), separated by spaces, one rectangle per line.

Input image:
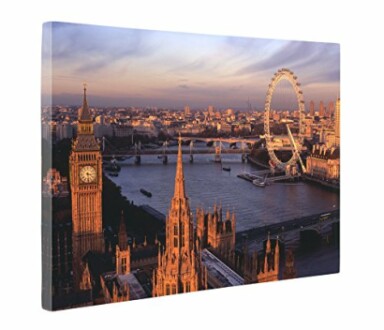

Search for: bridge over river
xmin=235 ymin=209 xmax=339 ymax=248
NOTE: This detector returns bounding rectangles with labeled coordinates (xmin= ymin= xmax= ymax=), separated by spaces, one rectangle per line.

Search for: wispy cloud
xmin=50 ymin=22 xmax=157 ymax=75
xmin=237 ymin=41 xmax=339 ymax=76
xmin=45 ymin=22 xmax=340 ymax=108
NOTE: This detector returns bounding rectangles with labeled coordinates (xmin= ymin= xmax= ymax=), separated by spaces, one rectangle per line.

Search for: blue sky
xmin=42 ymin=22 xmax=340 ymax=109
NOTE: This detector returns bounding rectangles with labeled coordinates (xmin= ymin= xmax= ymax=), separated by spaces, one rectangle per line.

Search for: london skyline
xmin=42 ymin=22 xmax=340 ymax=108
xmin=42 ymin=22 xmax=340 ymax=310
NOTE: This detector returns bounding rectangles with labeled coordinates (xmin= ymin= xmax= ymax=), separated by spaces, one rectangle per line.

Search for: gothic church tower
xmin=153 ymin=137 xmax=207 ymax=296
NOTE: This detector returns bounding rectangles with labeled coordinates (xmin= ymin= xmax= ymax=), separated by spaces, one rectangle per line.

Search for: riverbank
xmin=102 ymin=175 xmax=165 ymax=245
xmin=302 ymin=174 xmax=340 ymax=191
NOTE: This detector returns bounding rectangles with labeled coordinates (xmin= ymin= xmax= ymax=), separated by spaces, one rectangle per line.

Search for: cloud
xmin=47 ymin=23 xmax=340 ymax=108
xmin=236 ymin=41 xmax=340 ymax=88
xmin=49 ymin=22 xmax=157 ymax=74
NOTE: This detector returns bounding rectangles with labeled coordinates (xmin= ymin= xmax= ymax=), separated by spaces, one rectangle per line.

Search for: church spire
xmin=173 ymin=135 xmax=186 ymax=199
xmin=79 ymin=83 xmax=91 ymax=122
xmin=266 ymin=232 xmax=271 ymax=254
xmin=118 ymin=210 xmax=128 ymax=250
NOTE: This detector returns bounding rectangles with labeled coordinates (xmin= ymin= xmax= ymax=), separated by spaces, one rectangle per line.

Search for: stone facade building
xmin=196 ymin=205 xmax=236 ymax=263
xmin=306 ymin=144 xmax=340 ymax=180
xmin=243 ymin=235 xmax=280 ymax=284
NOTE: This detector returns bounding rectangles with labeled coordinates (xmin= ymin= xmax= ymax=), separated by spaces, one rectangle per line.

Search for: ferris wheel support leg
xmin=286 ymin=124 xmax=306 ymax=174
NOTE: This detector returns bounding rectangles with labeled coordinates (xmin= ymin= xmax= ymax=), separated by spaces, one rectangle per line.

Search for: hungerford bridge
xmin=101 ymin=134 xmax=306 ymax=165
xmin=102 ymin=136 xmax=260 ymax=164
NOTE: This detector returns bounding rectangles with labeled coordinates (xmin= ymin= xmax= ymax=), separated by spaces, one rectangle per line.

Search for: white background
xmin=0 ymin=0 xmax=383 ymax=329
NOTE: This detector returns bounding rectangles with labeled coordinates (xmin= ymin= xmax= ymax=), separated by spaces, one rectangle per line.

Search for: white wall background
xmin=0 ymin=0 xmax=382 ymax=329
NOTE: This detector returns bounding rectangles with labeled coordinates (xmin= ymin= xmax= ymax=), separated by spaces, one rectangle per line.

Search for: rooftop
xmin=201 ymin=249 xmax=244 ymax=287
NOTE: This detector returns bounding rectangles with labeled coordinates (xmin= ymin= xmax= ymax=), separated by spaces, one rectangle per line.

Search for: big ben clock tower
xmin=69 ymin=85 xmax=104 ymax=290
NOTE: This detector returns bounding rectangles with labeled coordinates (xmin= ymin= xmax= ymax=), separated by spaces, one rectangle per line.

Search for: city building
xmin=304 ymin=118 xmax=313 ymax=138
xmin=201 ymin=249 xmax=244 ymax=288
xmin=69 ymin=86 xmax=104 ymax=290
xmin=97 ymin=215 xmax=131 ymax=303
xmin=328 ymin=101 xmax=335 ymax=118
xmin=319 ymin=101 xmax=325 ymax=117
xmin=56 ymin=121 xmax=73 ymax=140
xmin=283 ymin=249 xmax=296 ymax=279
xmin=94 ymin=122 xmax=113 ymax=138
xmin=51 ymin=204 xmax=73 ymax=297
xmin=319 ymin=128 xmax=336 ymax=148
xmin=309 ymin=101 xmax=315 ymax=117
xmin=243 ymin=235 xmax=280 ymax=283
xmin=116 ymin=211 xmax=131 ymax=276
xmin=226 ymin=108 xmax=234 ymax=116
xmin=130 ymin=119 xmax=158 ymax=137
xmin=196 ymin=206 xmax=236 ymax=263
xmin=217 ymin=121 xmax=232 ymax=133
xmin=80 ymin=210 xmax=151 ymax=305
xmin=95 ymin=114 xmax=105 ymax=125
xmin=152 ymin=137 xmax=208 ymax=296
xmin=306 ymin=144 xmax=340 ymax=181
xmin=113 ymin=123 xmax=134 ymax=137
xmin=100 ymin=271 xmax=130 ymax=303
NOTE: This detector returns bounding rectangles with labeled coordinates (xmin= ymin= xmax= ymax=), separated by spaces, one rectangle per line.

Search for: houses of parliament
xmin=43 ymin=87 xmax=287 ymax=310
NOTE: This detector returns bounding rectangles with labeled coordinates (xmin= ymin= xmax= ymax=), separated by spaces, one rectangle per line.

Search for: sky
xmin=42 ymin=22 xmax=340 ymax=110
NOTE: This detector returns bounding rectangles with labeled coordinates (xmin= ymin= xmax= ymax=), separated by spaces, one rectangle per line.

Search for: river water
xmin=109 ymin=148 xmax=339 ymax=232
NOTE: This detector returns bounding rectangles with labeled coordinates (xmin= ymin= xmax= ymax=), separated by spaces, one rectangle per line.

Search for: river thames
xmin=109 ymin=149 xmax=339 ymax=232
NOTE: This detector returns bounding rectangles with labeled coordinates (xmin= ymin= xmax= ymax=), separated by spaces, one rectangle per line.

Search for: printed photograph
xmin=41 ymin=22 xmax=340 ymax=310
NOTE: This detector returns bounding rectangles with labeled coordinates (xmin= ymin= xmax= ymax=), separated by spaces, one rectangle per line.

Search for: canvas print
xmin=41 ymin=22 xmax=340 ymax=311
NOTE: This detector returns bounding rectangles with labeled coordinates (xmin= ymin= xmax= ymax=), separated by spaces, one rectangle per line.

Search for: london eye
xmin=263 ymin=68 xmax=306 ymax=173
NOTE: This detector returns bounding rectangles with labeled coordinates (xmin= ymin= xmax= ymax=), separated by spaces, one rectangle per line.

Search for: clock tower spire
xmin=69 ymin=85 xmax=104 ymax=290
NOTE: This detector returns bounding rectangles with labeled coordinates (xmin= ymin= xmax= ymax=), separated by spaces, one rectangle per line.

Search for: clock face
xmin=80 ymin=166 xmax=97 ymax=183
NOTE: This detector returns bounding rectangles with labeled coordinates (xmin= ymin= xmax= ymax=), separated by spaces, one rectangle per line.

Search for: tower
xmin=257 ymin=235 xmax=280 ymax=283
xmin=319 ymin=101 xmax=325 ymax=117
xmin=70 ymin=85 xmax=104 ymax=290
xmin=116 ymin=211 xmax=131 ymax=275
xmin=283 ymin=249 xmax=296 ymax=279
xmin=309 ymin=100 xmax=315 ymax=116
xmin=243 ymin=235 xmax=280 ymax=284
xmin=328 ymin=101 xmax=335 ymax=118
xmin=153 ymin=136 xmax=207 ymax=296
xmin=196 ymin=206 xmax=236 ymax=263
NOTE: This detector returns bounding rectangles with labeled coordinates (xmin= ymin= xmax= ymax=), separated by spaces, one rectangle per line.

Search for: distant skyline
xmin=42 ymin=22 xmax=340 ymax=109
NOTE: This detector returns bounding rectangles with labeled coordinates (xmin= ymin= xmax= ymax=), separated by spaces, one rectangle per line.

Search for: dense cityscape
xmin=42 ymin=23 xmax=340 ymax=311
xmin=42 ymin=99 xmax=338 ymax=145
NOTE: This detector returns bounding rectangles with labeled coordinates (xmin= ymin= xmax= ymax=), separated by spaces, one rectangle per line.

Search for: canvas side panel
xmin=41 ymin=22 xmax=54 ymax=311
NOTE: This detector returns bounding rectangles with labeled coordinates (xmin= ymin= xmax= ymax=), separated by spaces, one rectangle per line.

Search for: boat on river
xmin=252 ymin=179 xmax=266 ymax=187
xmin=140 ymin=189 xmax=152 ymax=197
